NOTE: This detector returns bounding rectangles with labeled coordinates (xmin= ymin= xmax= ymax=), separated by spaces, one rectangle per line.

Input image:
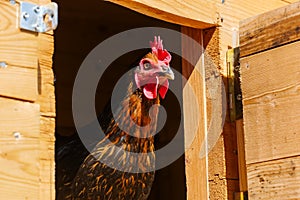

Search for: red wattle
xmin=158 ymin=80 xmax=169 ymax=99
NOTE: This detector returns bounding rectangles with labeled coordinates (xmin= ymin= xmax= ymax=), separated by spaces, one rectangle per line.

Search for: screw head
xmin=34 ymin=6 xmax=40 ymax=13
xmin=22 ymin=12 xmax=30 ymax=20
xmin=13 ymin=132 xmax=21 ymax=140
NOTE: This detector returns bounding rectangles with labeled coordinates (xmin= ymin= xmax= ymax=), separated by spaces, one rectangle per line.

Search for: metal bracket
xmin=20 ymin=2 xmax=58 ymax=33
xmin=227 ymin=47 xmax=243 ymax=122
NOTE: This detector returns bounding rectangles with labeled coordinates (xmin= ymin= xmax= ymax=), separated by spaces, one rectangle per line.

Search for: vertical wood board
xmin=37 ymin=33 xmax=55 ymax=117
xmin=236 ymin=119 xmax=248 ymax=192
xmin=182 ymin=27 xmax=208 ymax=200
xmin=36 ymin=1 xmax=56 ymax=199
xmin=39 ymin=116 xmax=55 ymax=200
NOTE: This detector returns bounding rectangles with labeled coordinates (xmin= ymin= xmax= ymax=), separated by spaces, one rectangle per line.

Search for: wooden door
xmin=0 ymin=0 xmax=55 ymax=199
xmin=239 ymin=2 xmax=300 ymax=199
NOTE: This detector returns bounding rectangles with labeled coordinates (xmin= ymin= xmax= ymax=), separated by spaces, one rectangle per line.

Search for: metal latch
xmin=20 ymin=2 xmax=58 ymax=33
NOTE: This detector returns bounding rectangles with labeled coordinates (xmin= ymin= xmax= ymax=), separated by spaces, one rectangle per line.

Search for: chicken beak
xmin=159 ymin=67 xmax=175 ymax=80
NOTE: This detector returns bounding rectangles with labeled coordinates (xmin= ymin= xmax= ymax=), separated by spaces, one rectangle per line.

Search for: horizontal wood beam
xmin=107 ymin=0 xmax=217 ymax=29
xmin=247 ymin=155 xmax=300 ymax=199
xmin=0 ymin=97 xmax=40 ymax=199
xmin=240 ymin=1 xmax=300 ymax=57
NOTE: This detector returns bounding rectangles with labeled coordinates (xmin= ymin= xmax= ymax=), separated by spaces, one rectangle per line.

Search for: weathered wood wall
xmin=240 ymin=2 xmax=300 ymax=199
xmin=0 ymin=0 xmax=55 ymax=199
xmin=1 ymin=0 xmax=299 ymax=199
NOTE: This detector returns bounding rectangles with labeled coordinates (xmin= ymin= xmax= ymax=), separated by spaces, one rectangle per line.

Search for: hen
xmin=56 ymin=36 xmax=174 ymax=200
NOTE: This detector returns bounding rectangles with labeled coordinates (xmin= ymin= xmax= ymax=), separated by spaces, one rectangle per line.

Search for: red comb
xmin=150 ymin=36 xmax=171 ymax=64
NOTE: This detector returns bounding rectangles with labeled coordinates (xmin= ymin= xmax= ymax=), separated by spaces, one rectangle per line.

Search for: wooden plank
xmin=0 ymin=1 xmax=40 ymax=101
xmin=0 ymin=97 xmax=40 ymax=139
xmin=107 ymin=0 xmax=217 ymax=29
xmin=247 ymin=156 xmax=300 ymax=199
xmin=241 ymin=41 xmax=300 ymax=100
xmin=39 ymin=116 xmax=55 ymax=200
xmin=240 ymin=41 xmax=300 ymax=164
xmin=181 ymin=27 xmax=208 ymax=200
xmin=37 ymin=0 xmax=55 ymax=197
xmin=0 ymin=1 xmax=38 ymax=68
xmin=0 ymin=97 xmax=40 ymax=199
xmin=0 ymin=141 xmax=40 ymax=200
xmin=36 ymin=33 xmax=55 ymax=117
xmin=240 ymin=1 xmax=300 ymax=57
xmin=236 ymin=119 xmax=248 ymax=192
xmin=243 ymin=85 xmax=300 ymax=164
xmin=0 ymin=64 xmax=38 ymax=101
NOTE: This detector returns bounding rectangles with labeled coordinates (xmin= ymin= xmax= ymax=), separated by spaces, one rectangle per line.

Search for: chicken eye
xmin=143 ymin=62 xmax=152 ymax=70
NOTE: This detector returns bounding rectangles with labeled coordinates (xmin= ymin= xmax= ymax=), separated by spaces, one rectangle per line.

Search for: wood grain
xmin=236 ymin=119 xmax=248 ymax=192
xmin=243 ymin=85 xmax=300 ymax=164
xmin=181 ymin=27 xmax=208 ymax=200
xmin=0 ymin=97 xmax=40 ymax=199
xmin=240 ymin=41 xmax=300 ymax=164
xmin=0 ymin=141 xmax=40 ymax=200
xmin=0 ymin=97 xmax=40 ymax=139
xmin=0 ymin=1 xmax=40 ymax=101
xmin=37 ymin=33 xmax=55 ymax=117
xmin=247 ymin=156 xmax=300 ymax=199
xmin=240 ymin=1 xmax=300 ymax=57
xmin=37 ymin=0 xmax=56 ymax=198
xmin=0 ymin=1 xmax=55 ymax=199
xmin=240 ymin=41 xmax=300 ymax=100
xmin=0 ymin=64 xmax=38 ymax=101
xmin=203 ymin=27 xmax=236 ymax=200
xmin=39 ymin=116 xmax=55 ymax=200
xmin=0 ymin=1 xmax=38 ymax=68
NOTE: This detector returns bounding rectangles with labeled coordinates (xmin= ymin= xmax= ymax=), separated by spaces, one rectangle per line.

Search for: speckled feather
xmin=70 ymin=83 xmax=159 ymax=200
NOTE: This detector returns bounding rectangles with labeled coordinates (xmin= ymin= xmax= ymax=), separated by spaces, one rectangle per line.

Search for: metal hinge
xmin=20 ymin=1 xmax=58 ymax=33
xmin=227 ymin=47 xmax=243 ymax=122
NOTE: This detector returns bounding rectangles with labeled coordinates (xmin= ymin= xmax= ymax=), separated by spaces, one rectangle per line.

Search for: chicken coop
xmin=0 ymin=0 xmax=299 ymax=199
